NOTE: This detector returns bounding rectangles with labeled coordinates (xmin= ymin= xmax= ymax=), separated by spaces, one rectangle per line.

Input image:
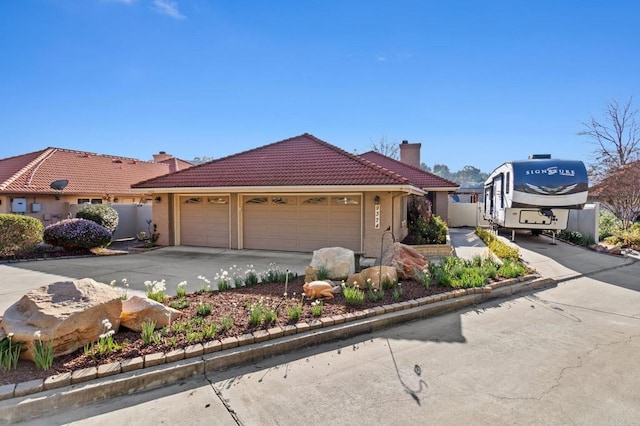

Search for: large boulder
xmin=382 ymin=242 xmax=428 ymax=280
xmin=310 ymin=247 xmax=355 ymax=280
xmin=346 ymin=266 xmax=398 ymax=290
xmin=1 ymin=278 xmax=122 ymax=361
xmin=120 ymin=296 xmax=182 ymax=332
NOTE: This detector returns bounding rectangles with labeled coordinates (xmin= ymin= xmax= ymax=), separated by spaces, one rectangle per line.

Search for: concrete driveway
xmin=0 ymin=247 xmax=312 ymax=314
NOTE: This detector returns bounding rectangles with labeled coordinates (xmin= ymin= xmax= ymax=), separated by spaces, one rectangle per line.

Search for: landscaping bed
xmin=1 ymin=227 xmax=533 ymax=391
xmin=1 ymin=276 xmax=460 ymax=386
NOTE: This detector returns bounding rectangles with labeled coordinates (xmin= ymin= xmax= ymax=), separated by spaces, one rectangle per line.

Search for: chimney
xmin=399 ymin=140 xmax=421 ymax=168
xmin=153 ymin=151 xmax=173 ymax=162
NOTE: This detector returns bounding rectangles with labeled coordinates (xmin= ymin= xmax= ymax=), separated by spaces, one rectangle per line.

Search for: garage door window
xmin=208 ymin=197 xmax=228 ymax=204
xmin=271 ymin=196 xmax=297 ymax=205
xmin=331 ymin=196 xmax=359 ymax=205
xmin=302 ymin=196 xmax=327 ymax=205
xmin=246 ymin=197 xmax=268 ymax=204
xmin=184 ymin=197 xmax=202 ymax=204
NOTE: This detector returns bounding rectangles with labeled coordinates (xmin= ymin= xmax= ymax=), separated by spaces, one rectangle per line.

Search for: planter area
xmin=0 ymin=272 xmax=551 ymax=408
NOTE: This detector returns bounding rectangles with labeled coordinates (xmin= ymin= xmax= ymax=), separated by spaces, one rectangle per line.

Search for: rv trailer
xmin=483 ymin=155 xmax=588 ymax=235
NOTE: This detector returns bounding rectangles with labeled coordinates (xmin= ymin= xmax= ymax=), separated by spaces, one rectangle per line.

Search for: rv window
xmin=506 ymin=172 xmax=510 ymax=194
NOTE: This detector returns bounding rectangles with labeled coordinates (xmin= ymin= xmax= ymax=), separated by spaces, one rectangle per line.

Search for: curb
xmin=0 ymin=275 xmax=555 ymax=424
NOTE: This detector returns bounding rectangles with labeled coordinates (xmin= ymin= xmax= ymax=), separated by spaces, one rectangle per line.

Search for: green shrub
xmin=557 ymin=230 xmax=594 ymax=247
xmin=488 ymin=240 xmax=520 ymax=261
xmin=422 ymin=215 xmax=448 ymax=244
xmin=403 ymin=196 xmax=448 ymax=244
xmin=605 ymin=223 xmax=640 ymax=249
xmin=599 ymin=211 xmax=622 ymax=241
xmin=43 ymin=218 xmax=112 ymax=250
xmin=76 ymin=204 xmax=119 ymax=233
xmin=499 ymin=260 xmax=526 ymax=278
xmin=455 ymin=268 xmax=487 ymax=288
xmin=408 ymin=215 xmax=448 ymax=245
xmin=0 ymin=214 xmax=43 ymax=257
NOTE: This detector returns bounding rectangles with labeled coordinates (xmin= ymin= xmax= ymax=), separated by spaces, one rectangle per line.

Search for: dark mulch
xmin=0 ymin=276 xmax=454 ymax=386
xmin=0 ymin=239 xmax=144 ymax=262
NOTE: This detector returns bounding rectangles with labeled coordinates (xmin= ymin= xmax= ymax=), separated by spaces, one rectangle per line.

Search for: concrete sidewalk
xmin=448 ymin=227 xmax=491 ymax=260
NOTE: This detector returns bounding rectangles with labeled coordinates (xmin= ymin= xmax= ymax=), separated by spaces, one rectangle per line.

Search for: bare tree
xmin=370 ymin=135 xmax=399 ymax=159
xmin=589 ymin=161 xmax=640 ymax=229
xmin=578 ymin=97 xmax=640 ymax=180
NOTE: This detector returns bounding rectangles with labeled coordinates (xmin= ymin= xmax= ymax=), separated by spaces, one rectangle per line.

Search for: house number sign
xmin=374 ymin=204 xmax=380 ymax=229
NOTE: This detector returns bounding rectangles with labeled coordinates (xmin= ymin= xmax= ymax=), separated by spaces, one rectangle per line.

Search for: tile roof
xmin=133 ymin=134 xmax=412 ymax=189
xmin=0 ymin=148 xmax=191 ymax=195
xmin=359 ymin=151 xmax=459 ymax=189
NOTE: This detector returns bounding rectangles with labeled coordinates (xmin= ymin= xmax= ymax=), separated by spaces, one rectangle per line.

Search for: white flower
xmin=102 ymin=319 xmax=113 ymax=330
xmin=121 ymin=278 xmax=127 ymax=285
xmin=178 ymin=281 xmax=187 ymax=288
xmin=110 ymin=280 xmax=116 ymax=286
xmin=34 ymin=330 xmax=42 ymax=339
xmin=99 ymin=329 xmax=115 ymax=339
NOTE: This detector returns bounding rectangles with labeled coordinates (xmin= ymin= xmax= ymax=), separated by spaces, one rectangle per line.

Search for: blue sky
xmin=1 ymin=0 xmax=638 ymax=173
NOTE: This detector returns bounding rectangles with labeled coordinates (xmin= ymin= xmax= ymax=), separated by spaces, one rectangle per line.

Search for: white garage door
xmin=180 ymin=196 xmax=230 ymax=247
xmin=243 ymin=195 xmax=361 ymax=252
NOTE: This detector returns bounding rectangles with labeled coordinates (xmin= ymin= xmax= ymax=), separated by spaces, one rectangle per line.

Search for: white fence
xmin=69 ymin=203 xmax=152 ymax=240
xmin=448 ymin=202 xmax=599 ymax=242
xmin=566 ymin=203 xmax=600 ymax=243
xmin=448 ymin=202 xmax=489 ymax=228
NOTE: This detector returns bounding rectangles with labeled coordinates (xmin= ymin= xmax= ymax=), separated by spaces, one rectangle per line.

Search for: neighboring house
xmin=0 ymin=148 xmax=192 ymax=227
xmin=449 ymin=182 xmax=485 ymax=203
xmin=133 ymin=134 xmax=459 ymax=257
xmin=359 ymin=143 xmax=459 ymax=219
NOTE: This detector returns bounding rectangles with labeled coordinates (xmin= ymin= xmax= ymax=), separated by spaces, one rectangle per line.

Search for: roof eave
xmin=132 ymin=184 xmax=426 ymax=196
xmin=423 ymin=186 xmax=460 ymax=192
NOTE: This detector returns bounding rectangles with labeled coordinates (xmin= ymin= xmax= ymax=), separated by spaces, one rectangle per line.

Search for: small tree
xmin=579 ymin=97 xmax=640 ymax=181
xmin=402 ymin=195 xmax=448 ymax=244
xmin=589 ymin=161 xmax=640 ymax=230
xmin=370 ymin=135 xmax=399 ymax=159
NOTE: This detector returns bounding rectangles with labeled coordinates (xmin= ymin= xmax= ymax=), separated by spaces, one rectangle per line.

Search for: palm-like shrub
xmin=43 ymin=218 xmax=112 ymax=250
xmin=0 ymin=214 xmax=44 ymax=257
xmin=76 ymin=204 xmax=119 ymax=233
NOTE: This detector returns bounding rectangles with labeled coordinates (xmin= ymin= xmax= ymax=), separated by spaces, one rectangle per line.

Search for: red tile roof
xmin=358 ymin=151 xmax=459 ymax=189
xmin=0 ymin=148 xmax=191 ymax=196
xmin=134 ymin=134 xmax=412 ymax=189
